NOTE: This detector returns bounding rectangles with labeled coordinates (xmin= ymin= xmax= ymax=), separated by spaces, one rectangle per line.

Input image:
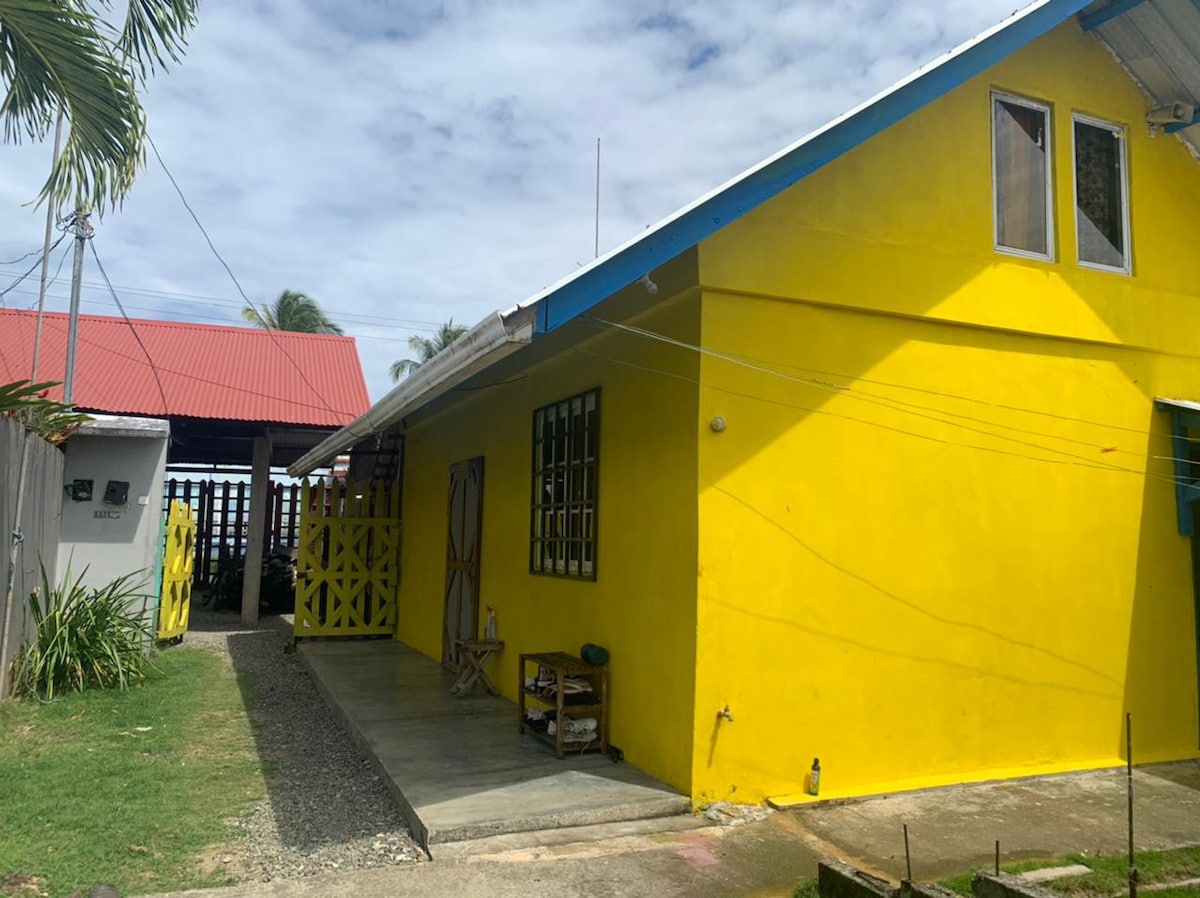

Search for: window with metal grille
xmin=530 ymin=388 xmax=599 ymax=579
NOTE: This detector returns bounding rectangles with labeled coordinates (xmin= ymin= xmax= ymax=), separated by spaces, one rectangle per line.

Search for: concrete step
xmin=434 ymin=813 xmax=708 ymax=859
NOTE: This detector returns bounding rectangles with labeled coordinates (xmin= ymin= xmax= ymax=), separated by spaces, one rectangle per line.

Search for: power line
xmin=588 ymin=316 xmax=1200 ymax=466
xmin=90 ymin=241 xmax=170 ymax=415
xmin=0 ymin=269 xmax=448 ymax=330
xmin=26 ymin=241 xmax=72 ymax=307
xmin=0 ymin=246 xmax=48 ymax=267
xmin=7 ymin=289 xmax=441 ymax=343
xmin=146 ymin=133 xmax=338 ymax=418
xmin=591 ymin=314 xmax=1185 ymax=445
xmin=573 ymin=339 xmax=1190 ymax=496
xmin=0 ymin=233 xmax=68 ymax=306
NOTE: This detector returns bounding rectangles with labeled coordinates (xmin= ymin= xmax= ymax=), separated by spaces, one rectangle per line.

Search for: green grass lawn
xmin=940 ymin=845 xmax=1200 ymax=897
xmin=0 ymin=647 xmax=265 ymax=898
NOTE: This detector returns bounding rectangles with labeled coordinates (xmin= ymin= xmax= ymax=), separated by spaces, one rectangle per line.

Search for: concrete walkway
xmin=145 ymin=815 xmax=822 ymax=898
xmin=299 ymin=640 xmax=689 ymax=850
xmin=142 ymin=761 xmax=1200 ymax=898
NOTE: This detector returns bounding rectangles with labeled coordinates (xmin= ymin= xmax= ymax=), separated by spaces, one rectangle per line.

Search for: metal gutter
xmin=288 ymin=306 xmax=536 ymax=477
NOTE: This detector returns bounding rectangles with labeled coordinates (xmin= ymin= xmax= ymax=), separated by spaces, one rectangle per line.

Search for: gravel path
xmin=182 ymin=606 xmax=423 ymax=882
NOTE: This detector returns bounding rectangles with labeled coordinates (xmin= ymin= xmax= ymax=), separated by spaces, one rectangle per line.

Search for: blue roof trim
xmin=1165 ymin=110 xmax=1200 ymax=134
xmin=535 ymin=0 xmax=1092 ymax=335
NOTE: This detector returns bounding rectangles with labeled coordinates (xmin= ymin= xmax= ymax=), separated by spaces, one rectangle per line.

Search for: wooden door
xmin=444 ymin=457 xmax=484 ymax=669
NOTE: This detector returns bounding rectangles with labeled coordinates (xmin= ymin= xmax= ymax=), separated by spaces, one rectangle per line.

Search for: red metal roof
xmin=0 ymin=309 xmax=369 ymax=427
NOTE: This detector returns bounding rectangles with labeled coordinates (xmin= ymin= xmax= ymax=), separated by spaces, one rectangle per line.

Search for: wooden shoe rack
xmin=518 ymin=651 xmax=608 ymax=758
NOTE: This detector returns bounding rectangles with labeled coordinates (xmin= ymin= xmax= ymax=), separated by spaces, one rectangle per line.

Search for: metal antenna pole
xmin=30 ymin=110 xmax=64 ymax=384
xmin=594 ymin=137 xmax=600 ymax=259
xmin=63 ymin=209 xmax=92 ymax=405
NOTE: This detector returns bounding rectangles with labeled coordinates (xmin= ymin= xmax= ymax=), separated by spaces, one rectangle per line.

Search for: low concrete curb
xmin=817 ymin=859 xmax=1063 ymax=898
xmin=819 ymin=860 xmax=897 ymax=898
xmin=972 ymin=872 xmax=1061 ymax=898
xmin=901 ymin=882 xmax=962 ymax=898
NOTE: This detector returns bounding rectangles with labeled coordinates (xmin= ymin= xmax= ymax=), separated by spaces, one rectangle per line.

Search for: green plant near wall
xmin=13 ymin=563 xmax=153 ymax=701
xmin=0 ymin=379 xmax=89 ymax=445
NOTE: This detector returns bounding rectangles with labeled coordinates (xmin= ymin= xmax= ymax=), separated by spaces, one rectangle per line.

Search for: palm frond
xmin=118 ymin=0 xmax=197 ymax=81
xmin=390 ymin=319 xmax=468 ymax=380
xmin=245 ymin=290 xmax=343 ymax=335
xmin=389 ymin=358 xmax=419 ymax=381
xmin=0 ymin=0 xmax=144 ymax=211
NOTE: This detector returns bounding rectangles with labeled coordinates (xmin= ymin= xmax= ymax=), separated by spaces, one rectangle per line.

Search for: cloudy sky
xmin=0 ymin=0 xmax=1025 ymax=402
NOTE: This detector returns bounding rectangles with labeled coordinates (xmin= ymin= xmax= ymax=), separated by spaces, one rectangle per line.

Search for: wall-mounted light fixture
xmin=65 ymin=479 xmax=93 ymax=502
xmin=1148 ymin=102 xmax=1195 ymax=126
xmin=103 ymin=480 xmax=130 ymax=506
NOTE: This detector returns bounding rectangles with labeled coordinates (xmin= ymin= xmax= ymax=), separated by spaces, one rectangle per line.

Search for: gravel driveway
xmin=182 ymin=606 xmax=423 ymax=882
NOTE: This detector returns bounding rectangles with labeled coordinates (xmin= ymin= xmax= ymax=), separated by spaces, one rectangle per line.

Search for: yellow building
xmin=293 ymin=0 xmax=1200 ymax=806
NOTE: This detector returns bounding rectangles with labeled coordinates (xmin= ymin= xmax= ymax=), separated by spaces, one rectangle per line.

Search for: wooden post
xmin=241 ymin=434 xmax=271 ymax=625
xmin=233 ymin=482 xmax=246 ymax=559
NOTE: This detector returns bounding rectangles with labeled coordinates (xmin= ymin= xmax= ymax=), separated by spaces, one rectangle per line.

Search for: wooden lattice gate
xmin=158 ymin=500 xmax=196 ymax=641
xmin=294 ymin=479 xmax=400 ymax=637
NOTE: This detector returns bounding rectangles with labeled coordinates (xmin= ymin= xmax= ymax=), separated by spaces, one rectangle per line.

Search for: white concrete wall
xmin=57 ymin=419 xmax=169 ymax=622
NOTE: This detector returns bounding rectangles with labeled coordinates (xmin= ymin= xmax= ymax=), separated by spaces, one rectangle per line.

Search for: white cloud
xmin=1 ymin=0 xmax=1026 ymax=401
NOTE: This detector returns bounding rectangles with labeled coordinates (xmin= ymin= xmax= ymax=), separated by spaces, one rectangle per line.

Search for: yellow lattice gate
xmin=159 ymin=500 xmax=196 ymax=642
xmin=295 ymin=479 xmax=400 ymax=637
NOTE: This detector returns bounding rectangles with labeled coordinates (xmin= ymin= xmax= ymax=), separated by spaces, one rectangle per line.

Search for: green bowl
xmin=581 ymin=643 xmax=609 ymax=666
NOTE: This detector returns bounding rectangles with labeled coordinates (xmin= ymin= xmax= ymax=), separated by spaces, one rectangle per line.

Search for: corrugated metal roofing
xmin=0 ymin=309 xmax=369 ymax=426
xmin=1083 ymin=0 xmax=1200 ymax=156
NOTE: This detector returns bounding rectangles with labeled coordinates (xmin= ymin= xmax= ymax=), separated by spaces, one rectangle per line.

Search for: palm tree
xmin=391 ymin=319 xmax=468 ymax=381
xmin=243 ymin=290 xmax=344 ymax=335
xmin=0 ymin=0 xmax=198 ymax=212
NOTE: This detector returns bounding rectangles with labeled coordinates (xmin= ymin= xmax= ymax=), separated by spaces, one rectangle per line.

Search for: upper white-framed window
xmin=1072 ymin=113 xmax=1131 ymax=274
xmin=992 ymin=91 xmax=1055 ymax=261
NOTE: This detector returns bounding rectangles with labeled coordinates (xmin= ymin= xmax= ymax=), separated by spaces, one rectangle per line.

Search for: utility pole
xmin=62 ymin=209 xmax=93 ymax=405
xmin=30 ymin=111 xmax=64 ymax=384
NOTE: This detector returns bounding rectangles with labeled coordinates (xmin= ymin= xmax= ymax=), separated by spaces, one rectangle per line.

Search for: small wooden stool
xmin=451 ymin=639 xmax=505 ymax=696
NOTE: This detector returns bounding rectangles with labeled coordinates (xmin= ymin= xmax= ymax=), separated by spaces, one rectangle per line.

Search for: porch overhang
xmin=1080 ymin=0 xmax=1200 ymax=157
xmin=1155 ymin=397 xmax=1200 ymax=535
xmin=288 ymin=306 xmax=537 ymax=477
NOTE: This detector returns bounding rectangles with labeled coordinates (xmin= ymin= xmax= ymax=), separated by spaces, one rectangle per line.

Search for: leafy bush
xmin=0 ymin=379 xmax=90 ymax=445
xmin=13 ymin=563 xmax=153 ymax=701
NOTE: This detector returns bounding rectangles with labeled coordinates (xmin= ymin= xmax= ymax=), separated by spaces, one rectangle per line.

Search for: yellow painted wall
xmin=693 ymin=22 xmax=1200 ymax=803
xmin=397 ymin=294 xmax=701 ymax=793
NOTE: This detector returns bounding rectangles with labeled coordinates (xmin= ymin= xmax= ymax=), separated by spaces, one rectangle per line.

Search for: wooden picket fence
xmin=163 ymin=478 xmax=302 ymax=586
xmin=294 ymin=479 xmax=401 ymax=637
xmin=158 ymin=500 xmax=196 ymax=640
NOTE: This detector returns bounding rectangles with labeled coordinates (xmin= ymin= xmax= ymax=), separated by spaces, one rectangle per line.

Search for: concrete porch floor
xmin=299 ymin=640 xmax=690 ymax=852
